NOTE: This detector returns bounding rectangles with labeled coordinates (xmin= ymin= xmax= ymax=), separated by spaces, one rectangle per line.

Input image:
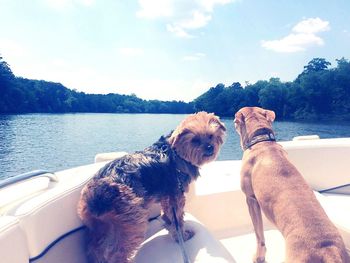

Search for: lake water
xmin=1 ymin=113 xmax=350 ymax=180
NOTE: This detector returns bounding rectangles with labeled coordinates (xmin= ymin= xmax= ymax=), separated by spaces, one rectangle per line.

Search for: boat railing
xmin=0 ymin=170 xmax=58 ymax=189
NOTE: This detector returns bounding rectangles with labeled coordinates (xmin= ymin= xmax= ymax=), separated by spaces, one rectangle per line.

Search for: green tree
xmin=301 ymin=58 xmax=331 ymax=75
xmin=258 ymin=78 xmax=287 ymax=119
xmin=194 ymin=83 xmax=225 ymax=114
xmin=330 ymin=58 xmax=350 ymax=116
xmin=2 ymin=54 xmax=350 ymax=120
xmin=0 ymin=55 xmax=14 ymax=87
xmin=0 ymin=55 xmax=21 ymax=112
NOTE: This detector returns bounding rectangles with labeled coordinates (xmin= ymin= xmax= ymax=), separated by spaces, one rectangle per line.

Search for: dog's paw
xmin=182 ymin=229 xmax=195 ymax=241
xmin=253 ymin=244 xmax=266 ymax=263
xmin=253 ymin=256 xmax=265 ymax=263
xmin=173 ymin=229 xmax=195 ymax=243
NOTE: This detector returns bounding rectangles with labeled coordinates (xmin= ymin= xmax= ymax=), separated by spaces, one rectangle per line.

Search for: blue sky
xmin=1 ymin=0 xmax=349 ymax=102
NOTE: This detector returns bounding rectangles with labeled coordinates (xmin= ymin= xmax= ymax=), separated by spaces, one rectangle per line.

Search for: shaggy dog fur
xmin=78 ymin=112 xmax=226 ymax=263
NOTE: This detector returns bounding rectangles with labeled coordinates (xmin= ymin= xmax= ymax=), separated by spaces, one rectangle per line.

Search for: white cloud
xmin=200 ymin=0 xmax=233 ymax=11
xmin=262 ymin=33 xmax=324 ymax=53
xmin=292 ymin=17 xmax=330 ymax=34
xmin=118 ymin=48 xmax=144 ymax=57
xmin=182 ymin=53 xmax=206 ymax=61
xmin=262 ymin=17 xmax=330 ymax=53
xmin=177 ymin=10 xmax=212 ymax=30
xmin=166 ymin=24 xmax=194 ymax=38
xmin=137 ymin=0 xmax=235 ymax=38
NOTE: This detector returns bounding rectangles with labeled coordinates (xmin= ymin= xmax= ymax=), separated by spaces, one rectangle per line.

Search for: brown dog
xmin=78 ymin=112 xmax=226 ymax=263
xmin=234 ymin=107 xmax=349 ymax=263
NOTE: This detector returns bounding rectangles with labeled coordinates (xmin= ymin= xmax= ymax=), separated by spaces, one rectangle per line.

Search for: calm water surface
xmin=1 ymin=113 xmax=350 ymax=179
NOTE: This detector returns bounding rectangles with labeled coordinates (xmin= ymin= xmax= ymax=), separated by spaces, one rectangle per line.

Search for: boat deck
xmin=136 ymin=157 xmax=350 ymax=262
xmin=1 ymin=137 xmax=350 ymax=262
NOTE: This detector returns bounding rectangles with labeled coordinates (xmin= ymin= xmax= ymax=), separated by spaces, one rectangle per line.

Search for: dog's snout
xmin=205 ymin=144 xmax=214 ymax=156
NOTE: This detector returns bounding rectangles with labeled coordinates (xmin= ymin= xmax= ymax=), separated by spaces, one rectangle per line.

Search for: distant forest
xmin=0 ymin=56 xmax=193 ymax=114
xmin=1 ymin=55 xmax=350 ymax=120
xmin=195 ymin=57 xmax=350 ymax=121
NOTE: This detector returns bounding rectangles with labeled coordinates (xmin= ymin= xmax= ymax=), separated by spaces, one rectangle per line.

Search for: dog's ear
xmin=233 ymin=111 xmax=244 ymax=130
xmin=264 ymin=110 xmax=276 ymax=122
xmin=210 ymin=116 xmax=226 ymax=132
xmin=168 ymin=130 xmax=179 ymax=147
xmin=234 ymin=112 xmax=244 ymax=125
xmin=169 ymin=128 xmax=190 ymax=147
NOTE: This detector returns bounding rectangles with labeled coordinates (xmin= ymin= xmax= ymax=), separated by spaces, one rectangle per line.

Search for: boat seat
xmin=8 ymin=162 xmax=107 ymax=263
xmin=7 ymin=161 xmax=162 ymax=263
xmin=136 ymin=213 xmax=236 ymax=263
xmin=0 ymin=216 xmax=29 ymax=263
xmin=281 ymin=139 xmax=350 ymax=192
xmin=316 ymin=192 xmax=350 ymax=252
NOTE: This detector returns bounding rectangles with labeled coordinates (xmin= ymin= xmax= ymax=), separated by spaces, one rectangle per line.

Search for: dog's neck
xmin=243 ymin=128 xmax=276 ymax=151
xmin=156 ymin=135 xmax=199 ymax=193
xmin=172 ymin=150 xmax=199 ymax=192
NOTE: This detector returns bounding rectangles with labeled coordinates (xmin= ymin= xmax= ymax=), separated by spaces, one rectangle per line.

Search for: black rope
xmin=318 ymin=183 xmax=350 ymax=194
xmin=28 ymin=210 xmax=190 ymax=262
xmin=29 ymin=226 xmax=86 ymax=262
xmin=172 ymin=207 xmax=190 ymax=263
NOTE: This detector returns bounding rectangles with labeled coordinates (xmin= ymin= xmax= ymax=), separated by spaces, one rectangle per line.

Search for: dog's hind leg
xmin=79 ymin=181 xmax=149 ymax=263
xmin=85 ymin=206 xmax=149 ymax=263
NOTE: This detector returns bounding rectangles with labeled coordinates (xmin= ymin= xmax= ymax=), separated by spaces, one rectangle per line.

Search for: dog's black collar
xmin=172 ymin=149 xmax=196 ymax=169
xmin=244 ymin=132 xmax=276 ymax=151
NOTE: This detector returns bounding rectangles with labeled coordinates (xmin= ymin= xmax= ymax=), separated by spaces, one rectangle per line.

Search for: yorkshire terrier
xmin=78 ymin=112 xmax=226 ymax=263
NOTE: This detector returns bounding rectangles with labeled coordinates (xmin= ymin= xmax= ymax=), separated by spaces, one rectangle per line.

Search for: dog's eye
xmin=191 ymin=137 xmax=201 ymax=145
xmin=208 ymin=134 xmax=213 ymax=140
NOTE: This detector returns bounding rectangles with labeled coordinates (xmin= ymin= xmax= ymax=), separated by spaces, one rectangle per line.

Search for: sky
xmin=0 ymin=0 xmax=350 ymax=102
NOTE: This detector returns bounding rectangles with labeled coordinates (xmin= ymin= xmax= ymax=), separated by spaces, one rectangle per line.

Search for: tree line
xmin=1 ymin=55 xmax=350 ymax=120
xmin=0 ymin=56 xmax=193 ymax=114
xmin=194 ymin=57 xmax=350 ymax=120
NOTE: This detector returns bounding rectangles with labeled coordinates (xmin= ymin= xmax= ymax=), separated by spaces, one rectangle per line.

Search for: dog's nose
xmin=205 ymin=144 xmax=214 ymax=156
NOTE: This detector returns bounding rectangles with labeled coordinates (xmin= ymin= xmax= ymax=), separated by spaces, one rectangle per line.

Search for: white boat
xmin=0 ymin=136 xmax=349 ymax=263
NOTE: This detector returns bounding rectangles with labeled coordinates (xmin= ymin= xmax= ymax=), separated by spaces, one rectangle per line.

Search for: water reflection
xmin=0 ymin=115 xmax=15 ymax=167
